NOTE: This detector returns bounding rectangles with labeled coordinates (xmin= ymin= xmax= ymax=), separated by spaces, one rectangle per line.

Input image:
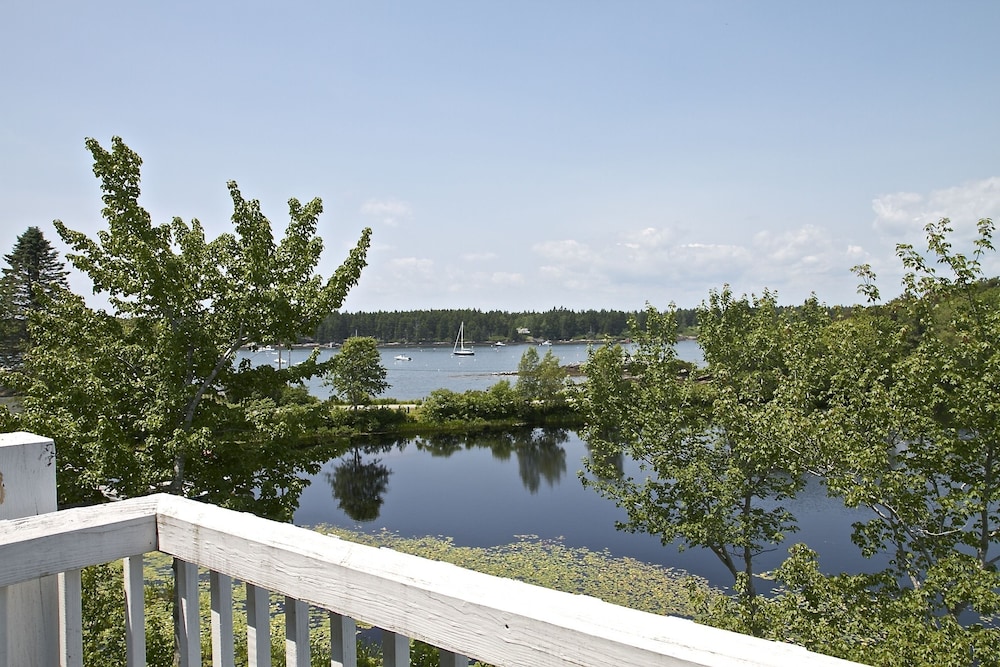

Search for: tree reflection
xmin=478 ymin=431 xmax=516 ymax=462
xmin=512 ymin=428 xmax=568 ymax=493
xmin=413 ymin=433 xmax=467 ymax=457
xmin=317 ymin=429 xmax=573 ymax=517
xmin=326 ymin=446 xmax=392 ymax=522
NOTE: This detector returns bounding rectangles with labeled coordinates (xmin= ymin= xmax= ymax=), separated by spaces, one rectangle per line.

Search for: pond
xmin=292 ymin=428 xmax=886 ymax=591
xmin=239 ymin=341 xmax=886 ymax=590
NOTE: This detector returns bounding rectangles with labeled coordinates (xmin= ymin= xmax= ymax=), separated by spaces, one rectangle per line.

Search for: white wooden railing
xmin=0 ymin=433 xmax=865 ymax=667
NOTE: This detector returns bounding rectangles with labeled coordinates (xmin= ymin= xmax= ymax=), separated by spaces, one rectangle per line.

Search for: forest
xmin=313 ymin=306 xmax=698 ymax=344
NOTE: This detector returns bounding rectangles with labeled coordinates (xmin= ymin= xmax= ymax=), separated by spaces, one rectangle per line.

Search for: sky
xmin=3 ymin=2 xmax=1000 ymax=312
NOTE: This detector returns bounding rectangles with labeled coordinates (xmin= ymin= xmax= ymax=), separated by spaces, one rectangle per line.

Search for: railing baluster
xmin=329 ymin=612 xmax=357 ymax=667
xmin=58 ymin=569 xmax=83 ymax=667
xmin=175 ymin=559 xmax=201 ymax=667
xmin=0 ymin=585 xmax=8 ymax=664
xmin=210 ymin=571 xmax=235 ymax=667
xmin=124 ymin=555 xmax=146 ymax=667
xmin=285 ymin=596 xmax=310 ymax=667
xmin=382 ymin=630 xmax=409 ymax=667
xmin=438 ymin=649 xmax=468 ymax=667
xmin=246 ymin=583 xmax=271 ymax=667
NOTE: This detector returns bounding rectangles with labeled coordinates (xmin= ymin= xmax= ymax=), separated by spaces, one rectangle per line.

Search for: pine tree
xmin=2 ymin=226 xmax=69 ymax=314
xmin=0 ymin=226 xmax=69 ymax=368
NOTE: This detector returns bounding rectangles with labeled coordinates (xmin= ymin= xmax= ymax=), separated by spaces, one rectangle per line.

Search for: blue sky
xmin=3 ymin=2 xmax=999 ymax=311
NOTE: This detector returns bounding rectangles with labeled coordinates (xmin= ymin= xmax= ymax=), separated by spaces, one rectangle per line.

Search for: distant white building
xmin=517 ymin=327 xmax=531 ymax=335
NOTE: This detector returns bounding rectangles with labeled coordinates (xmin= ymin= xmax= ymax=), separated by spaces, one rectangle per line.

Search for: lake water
xmin=292 ymin=428 xmax=884 ymax=591
xmin=241 ymin=341 xmax=884 ymax=590
xmin=241 ymin=339 xmax=703 ymax=401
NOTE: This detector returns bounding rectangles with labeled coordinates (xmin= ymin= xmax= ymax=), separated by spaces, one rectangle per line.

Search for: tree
xmin=514 ymin=346 xmax=542 ymax=399
xmin=581 ymin=294 xmax=828 ymax=601
xmin=813 ymin=219 xmax=1000 ymax=636
xmin=0 ymin=278 xmax=20 ymax=371
xmin=694 ymin=220 xmax=1000 ymax=664
xmin=324 ymin=336 xmax=388 ymax=410
xmin=2 ymin=226 xmax=69 ymax=312
xmin=0 ymin=226 xmax=69 ymax=368
xmin=515 ymin=346 xmax=567 ymax=402
xmin=0 ymin=136 xmax=371 ymax=515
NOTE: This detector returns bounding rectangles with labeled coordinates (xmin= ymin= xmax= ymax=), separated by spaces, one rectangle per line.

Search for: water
xmin=243 ymin=341 xmax=884 ymax=590
xmin=292 ymin=428 xmax=885 ymax=590
xmin=240 ymin=339 xmax=703 ymax=401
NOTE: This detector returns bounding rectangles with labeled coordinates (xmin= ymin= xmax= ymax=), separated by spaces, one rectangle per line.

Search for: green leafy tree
xmin=812 ymin=219 xmax=1000 ymax=636
xmin=582 ymin=294 xmax=828 ymax=602
xmin=0 ymin=226 xmax=69 ymax=368
xmin=325 ymin=336 xmax=388 ymax=410
xmin=694 ymin=219 xmax=1000 ymax=665
xmin=515 ymin=346 xmax=542 ymax=399
xmin=1 ymin=136 xmax=371 ymax=514
xmin=515 ymin=346 xmax=567 ymax=402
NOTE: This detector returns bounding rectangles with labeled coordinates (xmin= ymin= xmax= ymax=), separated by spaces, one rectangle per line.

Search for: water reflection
xmin=295 ymin=428 xmax=883 ymax=589
xmin=325 ymin=445 xmax=393 ymax=522
xmin=413 ymin=428 xmax=569 ymax=493
xmin=513 ymin=428 xmax=568 ymax=493
xmin=320 ymin=428 xmax=575 ymax=525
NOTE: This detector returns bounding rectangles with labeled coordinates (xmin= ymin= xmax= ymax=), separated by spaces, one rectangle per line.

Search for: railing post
xmin=57 ymin=569 xmax=83 ymax=667
xmin=381 ymin=631 xmax=409 ymax=667
xmin=176 ymin=559 xmax=201 ymax=667
xmin=210 ymin=571 xmax=235 ymax=667
xmin=124 ymin=556 xmax=146 ymax=667
xmin=246 ymin=584 xmax=271 ymax=667
xmin=329 ymin=612 xmax=357 ymax=667
xmin=284 ymin=597 xmax=309 ymax=667
xmin=438 ymin=650 xmax=468 ymax=667
xmin=0 ymin=432 xmax=58 ymax=667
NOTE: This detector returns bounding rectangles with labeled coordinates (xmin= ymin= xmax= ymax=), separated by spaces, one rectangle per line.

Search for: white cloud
xmin=488 ymin=271 xmax=526 ymax=287
xmin=354 ymin=177 xmax=1000 ymax=310
xmin=620 ymin=226 xmax=676 ymax=249
xmin=872 ymin=177 xmax=1000 ymax=241
xmin=533 ymin=239 xmax=599 ymax=264
xmin=461 ymin=251 xmax=498 ymax=262
xmin=387 ymin=256 xmax=434 ymax=278
xmin=525 ymin=222 xmax=868 ymax=307
xmin=360 ymin=198 xmax=413 ymax=227
xmin=752 ymin=226 xmax=835 ymax=271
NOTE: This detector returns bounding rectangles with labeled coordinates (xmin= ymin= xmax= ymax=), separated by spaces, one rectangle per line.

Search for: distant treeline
xmin=313 ymin=307 xmax=700 ymax=344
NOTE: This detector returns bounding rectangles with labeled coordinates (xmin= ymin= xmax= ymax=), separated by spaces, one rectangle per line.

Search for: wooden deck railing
xmin=0 ymin=432 xmax=865 ymax=667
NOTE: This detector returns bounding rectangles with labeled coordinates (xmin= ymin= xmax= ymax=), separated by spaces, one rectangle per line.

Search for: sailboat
xmin=452 ymin=321 xmax=475 ymax=356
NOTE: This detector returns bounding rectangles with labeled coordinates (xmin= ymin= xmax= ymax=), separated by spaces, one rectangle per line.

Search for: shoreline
xmin=263 ymin=335 xmax=697 ymax=350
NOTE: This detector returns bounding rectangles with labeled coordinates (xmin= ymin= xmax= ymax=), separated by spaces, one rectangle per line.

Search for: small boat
xmin=453 ymin=322 xmax=475 ymax=356
xmin=493 ymin=341 xmax=506 ymax=347
xmin=540 ymin=340 xmax=552 ymax=346
xmin=394 ymin=354 xmax=412 ymax=361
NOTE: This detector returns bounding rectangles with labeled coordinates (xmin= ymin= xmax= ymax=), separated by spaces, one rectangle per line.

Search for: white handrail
xmin=0 ymin=494 xmax=865 ymax=667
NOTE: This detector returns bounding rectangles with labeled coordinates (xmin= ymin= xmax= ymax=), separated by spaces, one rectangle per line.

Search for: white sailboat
xmin=452 ymin=321 xmax=475 ymax=356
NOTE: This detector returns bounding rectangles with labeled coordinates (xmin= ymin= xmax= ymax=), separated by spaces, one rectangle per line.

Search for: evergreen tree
xmin=0 ymin=226 xmax=69 ymax=368
xmin=2 ymin=226 xmax=69 ymax=313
